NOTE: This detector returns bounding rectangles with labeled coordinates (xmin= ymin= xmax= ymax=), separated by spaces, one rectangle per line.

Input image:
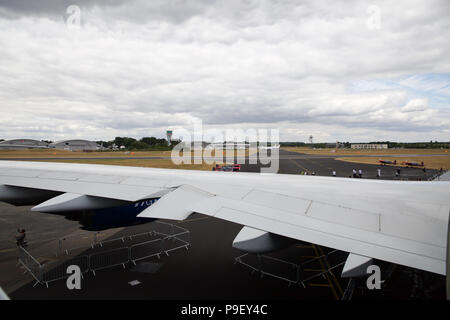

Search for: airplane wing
xmin=0 ymin=160 xmax=449 ymax=275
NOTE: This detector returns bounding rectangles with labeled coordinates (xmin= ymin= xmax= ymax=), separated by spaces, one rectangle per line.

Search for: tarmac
xmin=0 ymin=149 xmax=446 ymax=299
xmin=243 ymin=149 xmax=440 ymax=180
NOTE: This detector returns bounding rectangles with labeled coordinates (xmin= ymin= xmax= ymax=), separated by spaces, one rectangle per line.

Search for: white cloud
xmin=401 ymin=98 xmax=428 ymax=112
xmin=0 ymin=0 xmax=449 ymax=142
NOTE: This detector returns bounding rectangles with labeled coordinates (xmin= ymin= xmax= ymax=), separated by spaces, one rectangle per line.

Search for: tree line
xmin=96 ymin=136 xmax=180 ymax=151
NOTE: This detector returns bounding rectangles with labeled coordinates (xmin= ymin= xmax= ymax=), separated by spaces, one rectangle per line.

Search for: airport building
xmin=0 ymin=139 xmax=50 ymax=149
xmin=351 ymin=143 xmax=388 ymax=150
xmin=208 ymin=142 xmax=250 ymax=150
xmin=50 ymin=139 xmax=101 ymax=151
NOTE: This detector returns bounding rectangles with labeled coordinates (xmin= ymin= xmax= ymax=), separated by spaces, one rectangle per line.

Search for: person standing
xmin=377 ymin=168 xmax=381 ymax=178
xmin=352 ymin=169 xmax=357 ymax=178
xmin=358 ymin=169 xmax=362 ymax=178
xmin=332 ymin=170 xmax=336 ymax=177
xmin=15 ymin=228 xmax=26 ymax=246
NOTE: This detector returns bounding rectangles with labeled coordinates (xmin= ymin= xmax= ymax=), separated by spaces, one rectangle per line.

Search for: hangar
xmin=50 ymin=139 xmax=101 ymax=151
xmin=0 ymin=139 xmax=49 ymax=150
xmin=351 ymin=143 xmax=388 ymax=150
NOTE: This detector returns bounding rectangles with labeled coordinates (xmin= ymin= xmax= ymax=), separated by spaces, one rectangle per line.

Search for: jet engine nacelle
xmin=232 ymin=226 xmax=296 ymax=253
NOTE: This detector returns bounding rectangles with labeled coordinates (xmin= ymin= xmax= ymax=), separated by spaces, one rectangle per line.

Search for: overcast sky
xmin=0 ymin=0 xmax=449 ymax=142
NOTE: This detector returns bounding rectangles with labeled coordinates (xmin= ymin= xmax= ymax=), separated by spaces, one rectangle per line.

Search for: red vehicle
xmin=212 ymin=164 xmax=241 ymax=172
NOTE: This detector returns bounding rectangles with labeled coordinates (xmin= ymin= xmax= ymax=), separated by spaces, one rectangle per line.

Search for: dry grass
xmin=336 ymin=156 xmax=450 ymax=170
xmin=0 ymin=149 xmax=173 ymax=158
xmin=283 ymin=146 xmax=450 ymax=156
xmin=0 ymin=148 xmax=253 ymax=158
xmin=21 ymin=158 xmax=230 ymax=171
xmin=0 ymin=148 xmax=246 ymax=171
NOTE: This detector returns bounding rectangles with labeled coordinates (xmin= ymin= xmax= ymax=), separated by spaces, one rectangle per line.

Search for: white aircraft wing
xmin=0 ymin=161 xmax=449 ymax=275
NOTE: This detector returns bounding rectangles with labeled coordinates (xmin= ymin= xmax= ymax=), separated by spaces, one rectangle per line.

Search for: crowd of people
xmin=298 ymin=167 xmax=435 ymax=179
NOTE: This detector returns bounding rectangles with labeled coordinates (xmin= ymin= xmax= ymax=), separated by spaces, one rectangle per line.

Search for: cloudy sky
xmin=0 ymin=0 xmax=449 ymax=142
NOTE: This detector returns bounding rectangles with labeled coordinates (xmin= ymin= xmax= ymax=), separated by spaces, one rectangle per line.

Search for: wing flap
xmin=137 ymin=185 xmax=215 ymax=220
xmin=341 ymin=253 xmax=374 ymax=278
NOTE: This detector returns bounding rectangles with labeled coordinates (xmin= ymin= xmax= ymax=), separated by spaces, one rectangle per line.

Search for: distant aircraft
xmin=258 ymin=144 xmax=280 ymax=150
xmin=402 ymin=160 xmax=424 ymax=167
xmin=378 ymin=159 xmax=397 ymax=165
xmin=0 ymin=160 xmax=449 ymax=280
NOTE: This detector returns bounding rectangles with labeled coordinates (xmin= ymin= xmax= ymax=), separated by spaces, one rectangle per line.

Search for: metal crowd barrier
xmin=41 ymin=255 xmax=89 ymax=288
xmin=130 ymin=239 xmax=163 ymax=264
xmin=89 ymin=247 xmax=129 ymax=276
xmin=259 ymin=255 xmax=299 ymax=285
xmin=58 ymin=233 xmax=99 ymax=255
xmin=17 ymin=246 xmax=43 ymax=287
xmin=161 ymin=230 xmax=190 ymax=256
xmin=235 ymin=249 xmax=345 ymax=287
xmin=17 ymin=221 xmax=191 ymax=287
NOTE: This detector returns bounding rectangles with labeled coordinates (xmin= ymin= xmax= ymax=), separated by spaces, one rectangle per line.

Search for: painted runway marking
xmin=312 ymin=244 xmax=339 ymax=300
xmin=317 ymin=245 xmax=343 ymax=297
xmin=288 ymin=159 xmax=310 ymax=173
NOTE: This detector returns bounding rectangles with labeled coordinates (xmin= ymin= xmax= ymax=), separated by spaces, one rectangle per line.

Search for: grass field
xmin=0 ymin=149 xmax=252 ymax=158
xmin=282 ymin=147 xmax=450 ymax=156
xmin=0 ymin=149 xmax=173 ymax=158
xmin=336 ymin=156 xmax=450 ymax=170
xmin=16 ymin=158 xmax=229 ymax=171
xmin=0 ymin=148 xmax=247 ymax=171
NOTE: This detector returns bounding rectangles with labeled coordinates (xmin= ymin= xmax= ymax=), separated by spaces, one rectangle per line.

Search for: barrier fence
xmin=235 ymin=249 xmax=346 ymax=288
xmin=17 ymin=221 xmax=191 ymax=287
xmin=17 ymin=246 xmax=43 ymax=287
xmin=90 ymin=247 xmax=129 ymax=276
xmin=130 ymin=238 xmax=163 ymax=264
